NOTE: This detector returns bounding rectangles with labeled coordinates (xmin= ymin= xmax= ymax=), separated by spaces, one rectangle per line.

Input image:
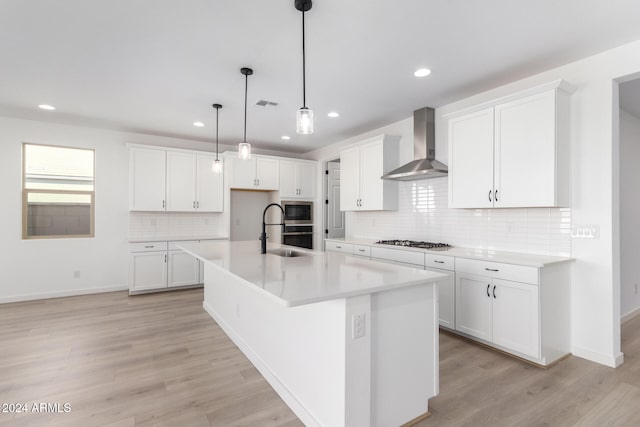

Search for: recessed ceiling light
xmin=414 ymin=68 xmax=432 ymax=78
xmin=38 ymin=104 xmax=56 ymax=110
xmin=281 ymin=136 xmax=291 ymax=140
xmin=193 ymin=122 xmax=205 ymax=127
xmin=327 ymin=112 xmax=340 ymax=118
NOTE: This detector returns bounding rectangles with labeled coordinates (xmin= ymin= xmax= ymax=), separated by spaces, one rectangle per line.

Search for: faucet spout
xmin=260 ymin=203 xmax=286 ymax=254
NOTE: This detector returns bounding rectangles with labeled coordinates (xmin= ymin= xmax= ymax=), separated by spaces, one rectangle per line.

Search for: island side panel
xmin=203 ymin=263 xmax=348 ymax=427
xmin=370 ymin=282 xmax=439 ymax=427
xmin=344 ymin=294 xmax=372 ymax=427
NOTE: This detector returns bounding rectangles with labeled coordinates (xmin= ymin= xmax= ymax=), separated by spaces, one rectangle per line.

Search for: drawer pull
xmin=485 ymin=268 xmax=499 ymax=272
xmin=336 ymin=245 xmax=342 ymax=249
xmin=358 ymin=249 xmax=366 ymax=252
xmin=434 ymin=260 xmax=445 ymax=264
xmin=144 ymin=245 xmax=154 ymax=248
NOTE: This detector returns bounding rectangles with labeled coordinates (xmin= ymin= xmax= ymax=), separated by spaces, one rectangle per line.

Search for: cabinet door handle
xmin=197 ymin=201 xmax=199 ymax=208
xmin=162 ymin=200 xmax=165 ymax=208
xmin=493 ymin=285 xmax=497 ymax=299
xmin=488 ymin=190 xmax=492 ymax=202
xmin=193 ymin=201 xmax=196 ymax=208
xmin=164 ymin=254 xmax=167 ymax=263
xmin=485 ymin=268 xmax=499 ymax=272
xmin=495 ymin=190 xmax=499 ymax=202
xmin=487 ymin=284 xmax=490 ymax=298
xmin=434 ymin=260 xmax=445 ymax=264
xmin=257 ymin=179 xmax=260 ymax=187
xmin=336 ymin=245 xmax=342 ymax=249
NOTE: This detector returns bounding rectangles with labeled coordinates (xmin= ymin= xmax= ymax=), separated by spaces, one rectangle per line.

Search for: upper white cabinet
xmin=129 ymin=146 xmax=223 ymax=212
xmin=229 ymin=155 xmax=280 ymax=191
xmin=129 ymin=147 xmax=167 ymax=211
xmin=280 ymin=160 xmax=317 ymax=199
xmin=448 ymin=80 xmax=572 ymax=208
xmin=340 ymin=135 xmax=400 ymax=211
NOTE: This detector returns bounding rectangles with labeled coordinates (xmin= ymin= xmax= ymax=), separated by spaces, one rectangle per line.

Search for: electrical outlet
xmin=73 ymin=270 xmax=81 ymax=279
xmin=571 ymin=225 xmax=600 ymax=239
xmin=352 ymin=313 xmax=366 ymax=340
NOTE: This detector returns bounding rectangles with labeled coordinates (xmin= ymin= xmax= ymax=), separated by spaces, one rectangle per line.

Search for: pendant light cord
xmin=215 ymin=107 xmax=219 ymax=161
xmin=243 ymin=73 xmax=248 ymax=143
xmin=302 ymin=9 xmax=306 ymax=108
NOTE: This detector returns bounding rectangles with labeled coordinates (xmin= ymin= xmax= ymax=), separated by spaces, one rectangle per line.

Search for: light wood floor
xmin=1 ymin=289 xmax=639 ymax=427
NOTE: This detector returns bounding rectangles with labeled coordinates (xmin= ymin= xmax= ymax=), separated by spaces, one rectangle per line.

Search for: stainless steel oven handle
xmin=282 ymin=232 xmax=313 ymax=236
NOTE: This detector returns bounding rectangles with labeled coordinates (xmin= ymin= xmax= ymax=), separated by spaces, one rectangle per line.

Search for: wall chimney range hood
xmin=381 ymin=107 xmax=448 ymax=181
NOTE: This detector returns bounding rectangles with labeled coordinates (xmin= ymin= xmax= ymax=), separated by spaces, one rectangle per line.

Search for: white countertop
xmin=325 ymin=237 xmax=573 ymax=268
xmin=128 ymin=235 xmax=228 ymax=243
xmin=178 ymin=241 xmax=446 ymax=307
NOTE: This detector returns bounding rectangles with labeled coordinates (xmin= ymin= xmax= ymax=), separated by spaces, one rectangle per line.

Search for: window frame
xmin=22 ymin=142 xmax=96 ymax=240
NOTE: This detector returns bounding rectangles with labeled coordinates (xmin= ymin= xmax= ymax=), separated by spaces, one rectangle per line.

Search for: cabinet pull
xmin=193 ymin=201 xmax=196 ymax=208
xmin=144 ymin=245 xmax=154 ymax=248
xmin=488 ymin=190 xmax=492 ymax=202
xmin=257 ymin=179 xmax=260 ymax=186
xmin=495 ymin=190 xmax=499 ymax=202
xmin=197 ymin=201 xmax=199 ymax=208
xmin=164 ymin=254 xmax=167 ymax=263
xmin=162 ymin=200 xmax=165 ymax=208
xmin=485 ymin=268 xmax=499 ymax=272
xmin=358 ymin=249 xmax=366 ymax=252
xmin=434 ymin=260 xmax=445 ymax=264
xmin=493 ymin=285 xmax=497 ymax=299
xmin=336 ymin=245 xmax=342 ymax=249
xmin=486 ymin=284 xmax=490 ymax=298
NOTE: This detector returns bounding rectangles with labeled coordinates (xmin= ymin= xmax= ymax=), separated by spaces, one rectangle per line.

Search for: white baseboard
xmin=621 ymin=305 xmax=640 ymax=324
xmin=202 ymin=301 xmax=319 ymax=427
xmin=572 ymin=346 xmax=624 ymax=368
xmin=0 ymin=285 xmax=128 ymax=304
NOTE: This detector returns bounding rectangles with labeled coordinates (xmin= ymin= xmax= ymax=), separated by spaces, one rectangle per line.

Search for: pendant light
xmin=295 ymin=0 xmax=313 ymax=134
xmin=211 ymin=103 xmax=223 ymax=173
xmin=238 ymin=67 xmax=253 ymax=160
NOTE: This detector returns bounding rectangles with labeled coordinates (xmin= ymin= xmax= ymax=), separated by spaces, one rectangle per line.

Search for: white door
xmin=448 ymin=107 xmax=495 ymax=208
xmin=327 ymin=161 xmax=345 ymax=239
xmin=166 ymin=151 xmax=197 ymax=211
xmin=129 ymin=252 xmax=167 ymax=291
xmin=494 ymin=90 xmax=556 ymax=207
xmin=340 ymin=146 xmax=360 ymax=211
xmin=492 ymin=279 xmax=540 ymax=358
xmin=129 ymin=148 xmax=166 ymax=211
xmin=230 ymin=157 xmax=257 ymax=189
xmin=433 ymin=269 xmax=455 ymax=329
xmin=297 ymin=162 xmax=316 ymax=199
xmin=359 ymin=139 xmax=384 ymax=210
xmin=455 ymin=273 xmax=493 ymax=341
xmin=279 ymin=160 xmax=298 ymax=198
xmin=196 ymin=154 xmax=223 ymax=212
xmin=256 ymin=157 xmax=280 ymax=190
xmin=168 ymin=251 xmax=200 ymax=287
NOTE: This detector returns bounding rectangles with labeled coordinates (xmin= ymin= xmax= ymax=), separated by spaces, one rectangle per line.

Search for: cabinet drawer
xmin=456 ymin=258 xmax=538 ymax=284
xmin=326 ymin=241 xmax=354 ymax=254
xmin=130 ymin=242 xmax=168 ymax=253
xmin=371 ymin=246 xmax=424 ymax=266
xmin=424 ymin=254 xmax=455 ymax=271
xmin=168 ymin=240 xmax=198 ymax=251
xmin=353 ymin=245 xmax=371 ymax=257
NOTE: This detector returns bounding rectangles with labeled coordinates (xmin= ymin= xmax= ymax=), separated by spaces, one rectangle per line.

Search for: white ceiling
xmin=2 ymin=1 xmax=640 ymax=153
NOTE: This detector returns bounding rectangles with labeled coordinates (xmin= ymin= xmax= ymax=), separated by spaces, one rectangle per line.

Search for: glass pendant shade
xmin=212 ymin=158 xmax=222 ymax=173
xmin=238 ymin=142 xmax=251 ymax=160
xmin=296 ymin=108 xmax=314 ymax=134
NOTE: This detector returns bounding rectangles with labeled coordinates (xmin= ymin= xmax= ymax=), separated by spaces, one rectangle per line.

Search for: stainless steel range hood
xmin=381 ymin=107 xmax=448 ymax=181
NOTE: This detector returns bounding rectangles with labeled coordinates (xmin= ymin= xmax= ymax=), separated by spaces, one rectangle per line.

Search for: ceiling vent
xmin=255 ymin=100 xmax=279 ymax=107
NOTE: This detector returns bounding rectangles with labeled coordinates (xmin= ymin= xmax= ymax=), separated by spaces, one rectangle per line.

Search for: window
xmin=22 ymin=143 xmax=95 ymax=239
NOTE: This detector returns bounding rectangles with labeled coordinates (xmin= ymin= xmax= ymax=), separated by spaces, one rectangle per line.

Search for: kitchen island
xmin=178 ymin=241 xmax=446 ymax=427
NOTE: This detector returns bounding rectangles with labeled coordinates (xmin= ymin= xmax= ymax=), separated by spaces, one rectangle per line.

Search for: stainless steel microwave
xmin=282 ymin=201 xmax=313 ymax=224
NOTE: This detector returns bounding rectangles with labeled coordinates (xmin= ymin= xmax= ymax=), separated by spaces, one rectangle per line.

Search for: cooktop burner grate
xmin=375 ymin=240 xmax=452 ymax=250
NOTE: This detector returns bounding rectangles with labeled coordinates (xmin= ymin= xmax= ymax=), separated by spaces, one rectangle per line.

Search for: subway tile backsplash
xmin=129 ymin=212 xmax=226 ymax=240
xmin=346 ymin=177 xmax=571 ymax=256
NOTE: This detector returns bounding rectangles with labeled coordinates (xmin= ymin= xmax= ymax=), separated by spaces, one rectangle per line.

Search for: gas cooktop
xmin=375 ymin=240 xmax=453 ymax=250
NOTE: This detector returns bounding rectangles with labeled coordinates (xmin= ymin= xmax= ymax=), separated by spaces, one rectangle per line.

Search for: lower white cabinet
xmin=129 ymin=240 xmax=205 ymax=293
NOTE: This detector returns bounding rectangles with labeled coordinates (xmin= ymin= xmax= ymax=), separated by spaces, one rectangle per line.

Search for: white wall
xmin=620 ymin=109 xmax=640 ymax=318
xmin=0 ymin=116 xmax=301 ymax=303
xmin=308 ymin=39 xmax=640 ymax=367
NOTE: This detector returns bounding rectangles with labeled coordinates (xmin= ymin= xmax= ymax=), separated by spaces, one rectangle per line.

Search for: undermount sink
xmin=267 ymin=248 xmax=307 ymax=258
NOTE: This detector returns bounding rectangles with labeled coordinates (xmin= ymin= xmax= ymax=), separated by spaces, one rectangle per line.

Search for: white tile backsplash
xmin=128 ymin=212 xmax=226 ymax=240
xmin=346 ymin=177 xmax=571 ymax=256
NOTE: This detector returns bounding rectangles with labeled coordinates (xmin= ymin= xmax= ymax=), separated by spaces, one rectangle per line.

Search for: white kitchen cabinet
xmin=168 ymin=250 xmax=200 ymax=287
xmin=280 ymin=160 xmax=317 ymax=199
xmin=129 ymin=251 xmax=168 ymax=292
xmin=492 ymin=278 xmax=539 ymax=358
xmin=229 ymin=155 xmax=280 ymax=190
xmin=455 ymin=273 xmax=493 ymax=341
xmin=196 ymin=154 xmax=223 ymax=212
xmin=166 ymin=151 xmax=197 ymax=211
xmin=448 ymin=81 xmax=572 ymax=209
xmin=130 ymin=146 xmax=223 ymax=212
xmin=129 ymin=147 xmax=166 ymax=211
xmin=340 ymin=135 xmax=399 ymax=211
